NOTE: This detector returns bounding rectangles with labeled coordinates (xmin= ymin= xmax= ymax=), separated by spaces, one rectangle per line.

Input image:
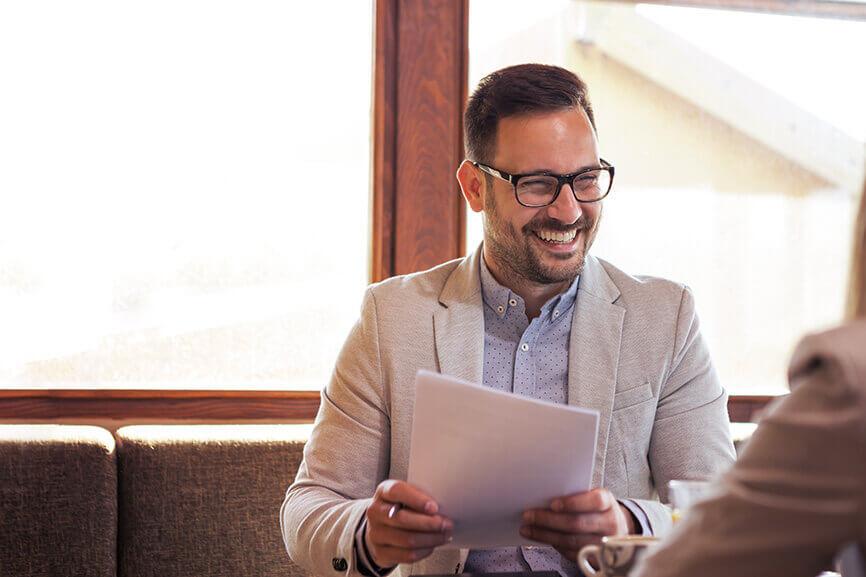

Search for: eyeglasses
xmin=472 ymin=159 xmax=614 ymax=207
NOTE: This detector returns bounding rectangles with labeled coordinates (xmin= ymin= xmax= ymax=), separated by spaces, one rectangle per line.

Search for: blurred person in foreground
xmin=635 ymin=181 xmax=866 ymax=577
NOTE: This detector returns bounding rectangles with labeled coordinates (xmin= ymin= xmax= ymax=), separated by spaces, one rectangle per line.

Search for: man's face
xmin=482 ymin=108 xmax=603 ymax=285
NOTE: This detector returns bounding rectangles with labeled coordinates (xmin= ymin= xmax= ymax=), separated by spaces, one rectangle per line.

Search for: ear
xmin=456 ymin=160 xmax=485 ymax=214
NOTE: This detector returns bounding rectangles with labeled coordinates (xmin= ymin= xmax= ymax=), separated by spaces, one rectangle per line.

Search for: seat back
xmin=116 ymin=424 xmax=310 ymax=577
xmin=0 ymin=425 xmax=117 ymax=577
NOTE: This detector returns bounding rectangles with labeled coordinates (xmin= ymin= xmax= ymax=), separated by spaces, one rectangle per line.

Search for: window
xmin=0 ymin=1 xmax=374 ymax=390
xmin=467 ymin=0 xmax=866 ymax=394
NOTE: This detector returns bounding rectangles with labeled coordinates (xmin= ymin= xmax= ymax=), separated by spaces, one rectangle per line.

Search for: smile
xmin=534 ymin=229 xmax=577 ymax=244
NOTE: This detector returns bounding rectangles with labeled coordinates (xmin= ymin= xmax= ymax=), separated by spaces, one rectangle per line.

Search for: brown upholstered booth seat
xmin=116 ymin=425 xmax=309 ymax=577
xmin=0 ymin=425 xmax=117 ymax=577
xmin=0 ymin=424 xmax=310 ymax=577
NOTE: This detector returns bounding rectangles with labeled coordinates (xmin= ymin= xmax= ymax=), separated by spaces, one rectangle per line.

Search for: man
xmin=281 ymin=64 xmax=735 ymax=577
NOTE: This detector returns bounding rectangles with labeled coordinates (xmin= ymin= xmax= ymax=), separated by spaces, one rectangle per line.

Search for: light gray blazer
xmin=281 ymin=247 xmax=736 ymax=577
xmin=635 ymin=320 xmax=866 ymax=577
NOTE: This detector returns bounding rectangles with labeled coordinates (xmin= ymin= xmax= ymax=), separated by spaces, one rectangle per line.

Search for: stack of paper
xmin=407 ymin=370 xmax=599 ymax=549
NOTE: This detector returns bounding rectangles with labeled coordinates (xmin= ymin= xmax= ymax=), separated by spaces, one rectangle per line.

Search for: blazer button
xmin=332 ymin=557 xmax=348 ymax=572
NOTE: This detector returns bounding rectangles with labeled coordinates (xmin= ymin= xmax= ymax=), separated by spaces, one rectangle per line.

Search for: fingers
xmin=522 ymin=509 xmax=616 ymax=535
xmin=367 ymin=523 xmax=453 ymax=550
xmin=370 ymin=500 xmax=453 ymax=532
xmin=369 ymin=480 xmax=452 ymax=532
xmin=520 ymin=489 xmax=630 ymax=552
xmin=365 ymin=508 xmax=451 ymax=568
xmin=375 ymin=480 xmax=439 ymax=515
xmin=550 ymin=488 xmax=615 ymax=514
xmin=365 ymin=480 xmax=454 ymax=569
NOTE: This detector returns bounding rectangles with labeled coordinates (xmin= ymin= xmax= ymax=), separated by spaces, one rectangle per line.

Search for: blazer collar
xmin=438 ymin=244 xmax=483 ymax=308
xmin=574 ymin=253 xmax=621 ymax=304
xmin=434 ymin=245 xmax=485 ymax=384
xmin=567 ymin=255 xmax=625 ymax=489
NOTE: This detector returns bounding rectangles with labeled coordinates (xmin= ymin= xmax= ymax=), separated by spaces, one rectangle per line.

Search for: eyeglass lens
xmin=516 ymin=169 xmax=611 ymax=206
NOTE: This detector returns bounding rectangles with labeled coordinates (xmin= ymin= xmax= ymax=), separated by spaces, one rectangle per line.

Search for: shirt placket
xmin=513 ymin=315 xmax=543 ymax=399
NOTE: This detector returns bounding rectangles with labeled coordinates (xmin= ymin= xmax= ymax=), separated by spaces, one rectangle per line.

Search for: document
xmin=407 ymin=370 xmax=599 ymax=549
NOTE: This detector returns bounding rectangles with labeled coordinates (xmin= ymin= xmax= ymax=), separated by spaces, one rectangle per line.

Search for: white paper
xmin=407 ymin=370 xmax=599 ymax=549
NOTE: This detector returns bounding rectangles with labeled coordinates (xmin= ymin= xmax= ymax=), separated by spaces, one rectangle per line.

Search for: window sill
xmin=0 ymin=389 xmax=776 ymax=424
xmin=0 ymin=389 xmax=321 ymax=422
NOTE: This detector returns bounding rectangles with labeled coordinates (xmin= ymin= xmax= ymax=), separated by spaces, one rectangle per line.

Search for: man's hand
xmin=364 ymin=480 xmax=454 ymax=569
xmin=519 ymin=488 xmax=635 ymax=561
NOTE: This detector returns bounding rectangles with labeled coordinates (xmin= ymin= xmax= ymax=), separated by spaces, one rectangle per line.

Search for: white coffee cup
xmin=577 ymin=535 xmax=660 ymax=577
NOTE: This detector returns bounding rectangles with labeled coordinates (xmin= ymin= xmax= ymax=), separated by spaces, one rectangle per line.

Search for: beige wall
xmin=569 ymin=44 xmax=829 ymax=195
xmin=568 ymin=43 xmax=856 ymax=394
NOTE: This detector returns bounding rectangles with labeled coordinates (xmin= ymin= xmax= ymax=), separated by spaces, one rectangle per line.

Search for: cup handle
xmin=578 ymin=544 xmax=601 ymax=576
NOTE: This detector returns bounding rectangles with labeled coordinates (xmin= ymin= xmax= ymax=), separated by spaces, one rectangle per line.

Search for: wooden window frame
xmin=0 ymin=389 xmax=773 ymax=424
xmin=8 ymin=0 xmax=860 ymax=423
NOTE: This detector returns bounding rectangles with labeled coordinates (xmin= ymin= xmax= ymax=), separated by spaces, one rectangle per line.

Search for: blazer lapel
xmin=424 ymin=249 xmax=484 ymax=573
xmin=568 ymin=255 xmax=625 ymax=489
xmin=433 ymin=246 xmax=485 ymax=385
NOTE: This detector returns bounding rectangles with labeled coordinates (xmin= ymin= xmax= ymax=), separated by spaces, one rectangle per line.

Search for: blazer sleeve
xmin=641 ymin=286 xmax=737 ymax=535
xmin=634 ymin=337 xmax=866 ymax=577
xmin=281 ymin=288 xmax=391 ymax=577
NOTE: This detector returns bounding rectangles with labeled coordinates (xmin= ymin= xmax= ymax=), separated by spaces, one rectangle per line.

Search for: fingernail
xmin=522 ymin=511 xmax=533 ymax=524
xmin=520 ymin=526 xmax=531 ymax=538
xmin=442 ymin=520 xmax=454 ymax=532
xmin=551 ymin=500 xmax=563 ymax=512
xmin=425 ymin=501 xmax=438 ymax=514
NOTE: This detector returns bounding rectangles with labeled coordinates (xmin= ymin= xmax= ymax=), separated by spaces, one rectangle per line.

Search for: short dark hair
xmin=463 ymin=63 xmax=596 ymax=164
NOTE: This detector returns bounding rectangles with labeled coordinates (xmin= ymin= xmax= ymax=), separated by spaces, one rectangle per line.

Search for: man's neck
xmin=482 ymin=250 xmax=573 ymax=321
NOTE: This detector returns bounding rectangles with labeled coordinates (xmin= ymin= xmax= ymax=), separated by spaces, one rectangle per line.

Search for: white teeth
xmin=537 ymin=229 xmax=577 ymax=243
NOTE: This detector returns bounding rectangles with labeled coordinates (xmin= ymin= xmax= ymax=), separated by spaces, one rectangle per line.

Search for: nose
xmin=546 ymin=182 xmax=583 ymax=223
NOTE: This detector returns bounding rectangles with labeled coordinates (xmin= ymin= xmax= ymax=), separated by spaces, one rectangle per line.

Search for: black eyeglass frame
xmin=472 ymin=158 xmax=615 ymax=207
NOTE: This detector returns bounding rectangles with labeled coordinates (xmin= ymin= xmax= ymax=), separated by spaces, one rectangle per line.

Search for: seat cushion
xmin=0 ymin=425 xmax=117 ymax=577
xmin=116 ymin=424 xmax=309 ymax=577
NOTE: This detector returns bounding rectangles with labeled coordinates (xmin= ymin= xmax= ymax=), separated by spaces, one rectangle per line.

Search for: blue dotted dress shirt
xmin=464 ymin=256 xmax=583 ymax=577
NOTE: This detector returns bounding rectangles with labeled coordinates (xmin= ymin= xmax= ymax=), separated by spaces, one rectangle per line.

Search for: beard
xmin=482 ymin=188 xmax=600 ymax=286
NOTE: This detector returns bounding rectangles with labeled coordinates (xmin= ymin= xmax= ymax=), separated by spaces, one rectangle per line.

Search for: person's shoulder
xmin=367 ymin=256 xmax=465 ymax=306
xmin=593 ymin=256 xmax=688 ymax=305
xmin=789 ymin=319 xmax=866 ymax=392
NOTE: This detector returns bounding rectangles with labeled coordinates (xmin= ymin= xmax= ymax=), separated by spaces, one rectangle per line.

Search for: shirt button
xmin=520 ymin=343 xmax=529 ymax=352
xmin=496 ymin=305 xmax=505 ymax=314
xmin=553 ymin=310 xmax=560 ymax=317
xmin=332 ymin=558 xmax=348 ymax=572
xmin=509 ymin=298 xmax=518 ymax=307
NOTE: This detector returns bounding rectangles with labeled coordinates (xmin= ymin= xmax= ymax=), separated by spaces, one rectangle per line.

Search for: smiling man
xmin=281 ymin=64 xmax=736 ymax=577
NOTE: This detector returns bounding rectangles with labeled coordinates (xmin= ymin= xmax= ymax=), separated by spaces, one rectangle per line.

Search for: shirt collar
xmin=479 ymin=255 xmax=516 ymax=317
xmin=543 ymin=273 xmax=580 ymax=321
xmin=479 ymin=254 xmax=580 ymax=321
